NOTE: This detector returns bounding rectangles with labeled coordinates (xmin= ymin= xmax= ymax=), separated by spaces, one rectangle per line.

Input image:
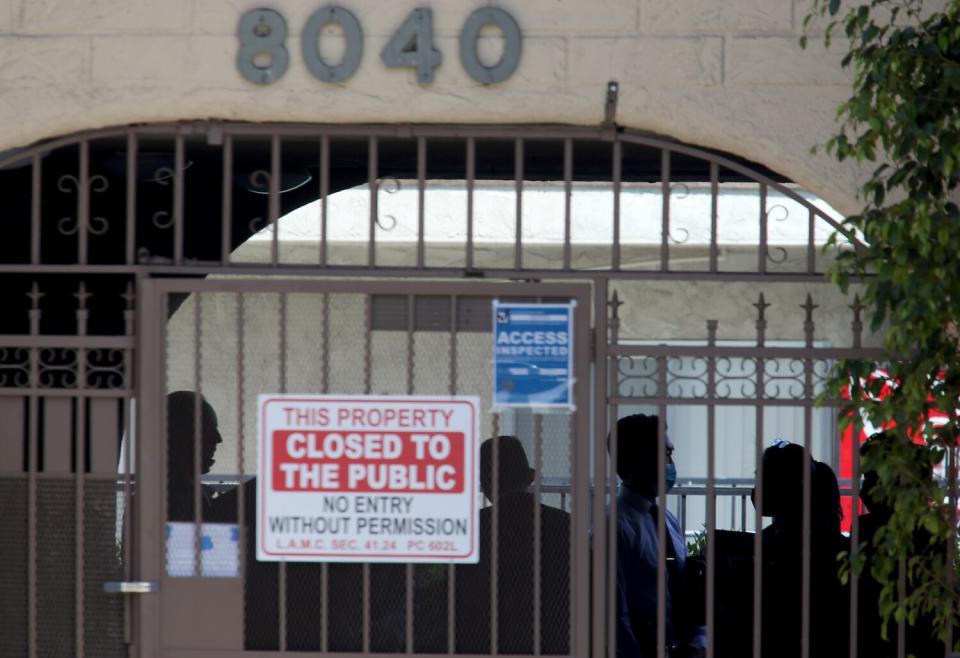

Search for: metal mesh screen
xmin=37 ymin=479 xmax=76 ymax=658
xmin=0 ymin=477 xmax=28 ymax=657
xmin=157 ymin=286 xmax=578 ymax=654
xmin=83 ymin=478 xmax=125 ymax=658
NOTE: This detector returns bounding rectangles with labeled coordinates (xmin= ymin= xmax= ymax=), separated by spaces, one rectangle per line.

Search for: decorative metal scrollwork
xmin=152 ymin=161 xmax=193 ymax=185
xmin=249 ymin=216 xmax=268 ymax=234
xmin=812 ymin=359 xmax=835 ymax=397
xmin=376 ymin=214 xmax=398 ymax=231
xmin=668 ymin=227 xmax=690 ymax=245
xmin=248 ymin=169 xmax=271 ymax=192
xmin=39 ymin=348 xmax=78 ymax=388
xmin=381 ymin=178 xmax=402 ymax=194
xmin=151 ymin=211 xmax=173 ymax=230
xmin=765 ymin=204 xmax=790 ymax=223
xmin=716 ymin=357 xmax=758 ymax=399
xmin=0 ymin=348 xmax=30 ymax=388
xmin=763 ymin=204 xmax=792 ymax=264
xmin=763 ymin=359 xmax=806 ymax=400
xmin=666 ymin=183 xmax=691 ymax=244
xmin=617 ymin=355 xmax=659 ymax=397
xmin=665 ymin=356 xmax=708 ymax=398
xmin=669 ymin=182 xmax=690 ymax=199
xmin=375 ymin=178 xmax=402 ymax=231
xmin=57 ymin=174 xmax=111 ymax=236
xmin=87 ymin=349 xmax=126 ymax=389
xmin=153 ymin=166 xmax=175 ymax=185
xmin=766 ymin=247 xmax=790 ymax=264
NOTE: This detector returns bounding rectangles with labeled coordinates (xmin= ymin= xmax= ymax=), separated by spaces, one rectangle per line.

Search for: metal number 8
xmin=237 ymin=8 xmax=290 ymax=85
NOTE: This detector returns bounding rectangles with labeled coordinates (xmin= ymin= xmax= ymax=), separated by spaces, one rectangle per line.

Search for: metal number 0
xmin=302 ymin=6 xmax=364 ymax=83
xmin=459 ymin=8 xmax=522 ymax=85
xmin=237 ymin=8 xmax=290 ymax=85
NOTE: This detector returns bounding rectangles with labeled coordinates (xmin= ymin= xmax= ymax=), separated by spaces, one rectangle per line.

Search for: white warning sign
xmin=257 ymin=395 xmax=480 ymax=563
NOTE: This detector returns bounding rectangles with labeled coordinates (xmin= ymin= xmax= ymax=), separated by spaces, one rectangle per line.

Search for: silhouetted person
xmin=755 ymin=440 xmax=847 ymax=658
xmin=456 ymin=436 xmax=571 ymax=655
xmin=614 ymin=414 xmax=705 ymax=658
xmin=856 ymin=431 xmax=943 ymax=657
xmin=813 ymin=460 xmax=844 ymax=534
xmin=166 ymin=391 xmax=223 ymax=522
xmin=209 ymin=457 xmax=349 ymax=651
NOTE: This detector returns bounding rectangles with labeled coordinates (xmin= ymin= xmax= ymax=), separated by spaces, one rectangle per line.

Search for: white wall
xmin=0 ymin=0 xmax=865 ymax=215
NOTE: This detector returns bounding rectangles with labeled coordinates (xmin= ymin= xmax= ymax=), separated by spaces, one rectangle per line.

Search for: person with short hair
xmin=455 ymin=435 xmax=571 ymax=655
xmin=614 ymin=413 xmax=705 ymax=658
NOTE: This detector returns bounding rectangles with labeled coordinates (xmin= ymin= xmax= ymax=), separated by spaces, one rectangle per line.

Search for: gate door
xmin=135 ymin=277 xmax=592 ymax=658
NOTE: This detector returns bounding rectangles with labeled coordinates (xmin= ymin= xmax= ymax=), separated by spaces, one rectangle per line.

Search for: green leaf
xmin=829 ymin=0 xmax=841 ymax=17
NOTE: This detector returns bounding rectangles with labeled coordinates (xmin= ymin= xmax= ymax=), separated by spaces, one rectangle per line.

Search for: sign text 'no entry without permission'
xmin=257 ymin=395 xmax=479 ymax=563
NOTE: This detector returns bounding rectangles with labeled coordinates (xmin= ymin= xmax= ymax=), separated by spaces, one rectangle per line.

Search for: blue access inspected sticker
xmin=492 ymin=301 xmax=575 ymax=410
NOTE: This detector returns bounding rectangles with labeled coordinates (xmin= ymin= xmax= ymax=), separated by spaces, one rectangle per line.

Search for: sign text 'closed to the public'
xmin=258 ymin=395 xmax=479 ymax=563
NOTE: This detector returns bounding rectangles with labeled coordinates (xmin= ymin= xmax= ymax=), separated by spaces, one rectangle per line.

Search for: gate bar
xmin=592 ymin=282 xmax=610 ymax=658
xmin=193 ymin=293 xmax=204 ymax=577
xmin=759 ymin=184 xmax=768 ymax=275
xmin=368 ymin=137 xmax=379 ymax=270
xmin=706 ymin=320 xmax=718 ymax=658
xmin=533 ymin=412 xmax=543 ymax=656
xmin=752 ymin=297 xmax=767 ymax=658
xmin=446 ymin=295 xmax=459 ymax=654
xmin=417 ymin=137 xmax=426 ymax=270
xmin=405 ymin=294 xmax=415 ymax=654
xmin=362 ymin=295 xmax=372 ymax=654
xmin=173 ymin=136 xmax=185 ymax=266
xmin=235 ymin=293 xmax=248 ymax=626
xmin=465 ymin=138 xmax=475 ymax=271
xmin=612 ymin=141 xmax=622 ymax=271
xmin=490 ymin=411 xmax=500 ymax=654
xmin=278 ymin=291 xmax=289 ymax=651
xmin=514 ymin=139 xmax=524 ymax=271
xmin=75 ymin=299 xmax=89 ymax=658
xmin=660 ymin=150 xmax=670 ymax=272
xmin=270 ymin=135 xmax=281 ymax=267
xmin=562 ymin=139 xmax=572 ymax=271
xmin=709 ymin=163 xmax=719 ymax=273
xmin=126 ymin=134 xmax=139 ymax=265
xmin=848 ymin=411 xmax=861 ymax=658
xmin=320 ymin=291 xmax=330 ymax=653
xmin=78 ymin=141 xmax=90 ymax=266
xmin=656 ymin=357 xmax=667 ymax=658
xmin=27 ymin=293 xmax=40 ymax=658
xmin=319 ymin=136 xmax=330 ymax=268
xmin=31 ymin=154 xmax=41 ymax=265
xmin=220 ymin=136 xmax=233 ymax=266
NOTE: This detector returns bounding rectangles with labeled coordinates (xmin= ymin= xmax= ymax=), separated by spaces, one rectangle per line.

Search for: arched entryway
xmin=0 ymin=123 xmax=876 ymax=657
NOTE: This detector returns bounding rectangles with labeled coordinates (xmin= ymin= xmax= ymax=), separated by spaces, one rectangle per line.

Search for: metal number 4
xmin=380 ymin=8 xmax=442 ymax=84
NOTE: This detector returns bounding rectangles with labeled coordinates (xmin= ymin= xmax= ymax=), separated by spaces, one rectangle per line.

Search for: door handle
xmin=103 ymin=581 xmax=160 ymax=594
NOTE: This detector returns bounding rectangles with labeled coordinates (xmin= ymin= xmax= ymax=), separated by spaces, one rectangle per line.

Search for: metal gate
xmin=136 ymin=277 xmax=591 ymax=657
xmin=0 ymin=122 xmax=885 ymax=658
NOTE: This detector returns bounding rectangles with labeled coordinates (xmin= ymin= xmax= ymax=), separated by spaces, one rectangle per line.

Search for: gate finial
xmin=849 ymin=294 xmax=864 ymax=349
xmin=801 ymin=294 xmax=818 ymax=348
xmin=608 ymin=289 xmax=623 ymax=342
xmin=753 ymin=293 xmax=770 ymax=346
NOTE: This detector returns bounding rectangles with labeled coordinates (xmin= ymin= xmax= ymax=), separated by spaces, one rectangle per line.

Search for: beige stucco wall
xmin=0 ymin=0 xmax=863 ymax=214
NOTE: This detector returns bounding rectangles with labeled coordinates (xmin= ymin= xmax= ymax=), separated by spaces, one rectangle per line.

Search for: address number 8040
xmin=237 ymin=6 xmax=522 ymax=86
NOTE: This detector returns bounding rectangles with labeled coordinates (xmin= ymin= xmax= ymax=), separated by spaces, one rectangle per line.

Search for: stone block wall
xmin=0 ymin=0 xmax=862 ymax=213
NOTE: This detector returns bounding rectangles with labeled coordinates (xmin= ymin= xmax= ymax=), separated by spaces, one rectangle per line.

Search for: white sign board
xmin=257 ymin=395 xmax=480 ymax=563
